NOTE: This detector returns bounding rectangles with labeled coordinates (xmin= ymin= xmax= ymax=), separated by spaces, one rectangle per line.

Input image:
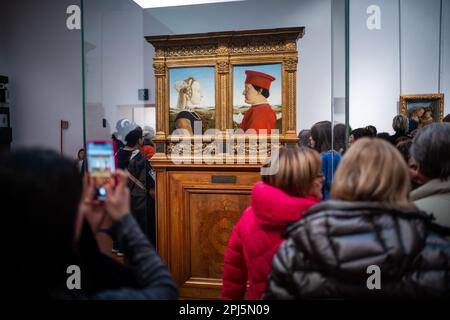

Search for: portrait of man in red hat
xmin=239 ymin=69 xmax=277 ymax=134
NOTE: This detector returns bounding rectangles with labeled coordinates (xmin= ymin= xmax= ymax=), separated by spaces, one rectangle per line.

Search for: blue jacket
xmin=321 ymin=151 xmax=341 ymax=200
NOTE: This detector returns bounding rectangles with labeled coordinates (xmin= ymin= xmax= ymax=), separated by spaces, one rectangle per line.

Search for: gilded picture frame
xmin=400 ymin=94 xmax=445 ymax=130
xmin=146 ymin=27 xmax=304 ymax=159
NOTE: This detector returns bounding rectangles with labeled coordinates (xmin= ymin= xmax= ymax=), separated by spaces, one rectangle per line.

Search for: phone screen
xmin=86 ymin=140 xmax=116 ymax=201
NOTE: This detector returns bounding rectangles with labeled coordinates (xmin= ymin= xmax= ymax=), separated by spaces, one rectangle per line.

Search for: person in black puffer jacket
xmin=265 ymin=138 xmax=450 ymax=299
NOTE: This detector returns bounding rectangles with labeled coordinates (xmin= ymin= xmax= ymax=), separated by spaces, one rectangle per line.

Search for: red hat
xmin=245 ymin=70 xmax=276 ymax=91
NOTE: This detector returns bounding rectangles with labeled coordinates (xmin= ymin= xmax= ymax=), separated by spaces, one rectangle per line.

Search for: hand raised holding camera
xmin=78 ymin=175 xmax=110 ymax=235
xmin=104 ymin=169 xmax=130 ymax=221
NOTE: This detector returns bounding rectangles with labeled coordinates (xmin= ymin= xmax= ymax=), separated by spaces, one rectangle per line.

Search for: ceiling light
xmin=133 ymin=0 xmax=245 ymax=9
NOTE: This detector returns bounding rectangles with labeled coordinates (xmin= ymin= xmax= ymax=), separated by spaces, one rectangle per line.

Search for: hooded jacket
xmin=265 ymin=200 xmax=450 ymax=299
xmin=221 ymin=182 xmax=320 ymax=300
xmin=410 ymin=178 xmax=450 ymax=228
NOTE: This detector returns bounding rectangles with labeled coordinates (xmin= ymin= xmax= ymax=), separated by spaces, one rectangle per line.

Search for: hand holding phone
xmin=86 ymin=140 xmax=117 ymax=201
xmin=104 ymin=170 xmax=131 ymax=221
xmin=78 ymin=175 xmax=110 ymax=235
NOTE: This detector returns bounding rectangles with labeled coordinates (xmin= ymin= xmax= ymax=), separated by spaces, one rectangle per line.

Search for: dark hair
xmin=333 ymin=123 xmax=349 ymax=153
xmin=125 ymin=127 xmax=143 ymax=147
xmin=350 ymin=127 xmax=371 ymax=141
xmin=144 ymin=136 xmax=155 ymax=147
xmin=365 ymin=125 xmax=377 ymax=137
xmin=443 ymin=114 xmax=450 ymax=122
xmin=0 ymin=149 xmax=82 ymax=297
xmin=409 ymin=128 xmax=420 ymax=139
xmin=310 ymin=121 xmax=332 ymax=153
xmin=251 ymin=85 xmax=270 ymax=98
xmin=394 ymin=135 xmax=411 ymax=145
xmin=410 ymin=123 xmax=450 ymax=181
xmin=377 ymin=132 xmax=390 ymax=141
xmin=297 ymin=129 xmax=311 ymax=147
xmin=77 ymin=148 xmax=85 ymax=159
xmin=396 ymin=139 xmax=412 ymax=164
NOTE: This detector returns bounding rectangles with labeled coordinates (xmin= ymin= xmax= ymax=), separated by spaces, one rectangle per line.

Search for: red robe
xmin=239 ymin=103 xmax=276 ymax=133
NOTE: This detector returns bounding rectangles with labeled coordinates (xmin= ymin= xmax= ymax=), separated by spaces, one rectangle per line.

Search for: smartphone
xmin=86 ymin=140 xmax=117 ymax=201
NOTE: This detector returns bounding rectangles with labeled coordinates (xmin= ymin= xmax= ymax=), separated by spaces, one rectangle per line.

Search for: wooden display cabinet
xmin=146 ymin=27 xmax=304 ymax=299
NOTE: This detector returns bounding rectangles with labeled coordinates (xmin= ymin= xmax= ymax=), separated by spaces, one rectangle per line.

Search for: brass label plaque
xmin=211 ymin=175 xmax=237 ymax=184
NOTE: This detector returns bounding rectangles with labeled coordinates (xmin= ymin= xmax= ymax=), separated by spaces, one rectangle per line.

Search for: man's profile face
xmin=242 ymin=83 xmax=259 ymax=105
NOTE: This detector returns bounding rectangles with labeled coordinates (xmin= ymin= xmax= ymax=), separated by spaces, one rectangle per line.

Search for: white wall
xmin=145 ymin=0 xmax=333 ymax=131
xmin=332 ymin=0 xmax=346 ymax=124
xmin=401 ymin=0 xmax=441 ymax=94
xmin=83 ymin=0 xmax=173 ymax=141
xmin=85 ymin=0 xmax=146 ymax=140
xmin=142 ymin=10 xmax=173 ymax=105
xmin=4 ymin=0 xmax=83 ymax=158
xmin=349 ymin=0 xmax=401 ymax=133
xmin=349 ymin=0 xmax=450 ymax=133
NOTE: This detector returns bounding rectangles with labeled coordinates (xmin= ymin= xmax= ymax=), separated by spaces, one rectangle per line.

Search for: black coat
xmin=127 ymin=152 xmax=156 ymax=246
xmin=116 ymin=148 xmax=156 ymax=245
xmin=264 ymin=200 xmax=450 ymax=299
xmin=57 ymin=216 xmax=178 ymax=300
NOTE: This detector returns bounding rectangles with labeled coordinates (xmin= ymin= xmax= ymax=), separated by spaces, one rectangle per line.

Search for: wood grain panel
xmin=189 ymin=191 xmax=249 ymax=279
xmin=157 ymin=170 xmax=260 ymax=299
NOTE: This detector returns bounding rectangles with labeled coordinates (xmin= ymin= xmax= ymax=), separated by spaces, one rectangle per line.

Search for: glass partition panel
xmin=347 ymin=0 xmax=448 ymax=145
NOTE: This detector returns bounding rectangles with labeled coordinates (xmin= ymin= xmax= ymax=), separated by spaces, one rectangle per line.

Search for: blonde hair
xmin=262 ymin=146 xmax=322 ymax=197
xmin=330 ymin=138 xmax=410 ymax=205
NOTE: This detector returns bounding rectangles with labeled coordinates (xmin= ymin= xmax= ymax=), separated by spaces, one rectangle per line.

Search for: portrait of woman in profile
xmin=173 ymin=77 xmax=204 ymax=135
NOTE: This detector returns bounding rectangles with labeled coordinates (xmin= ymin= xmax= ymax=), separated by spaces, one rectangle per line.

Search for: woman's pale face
xmin=242 ymin=83 xmax=260 ymax=105
xmin=189 ymin=81 xmax=203 ymax=105
xmin=349 ymin=134 xmax=355 ymax=145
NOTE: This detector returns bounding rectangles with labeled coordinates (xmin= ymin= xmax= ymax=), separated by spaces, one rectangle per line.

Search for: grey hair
xmin=410 ymin=123 xmax=450 ymax=181
xmin=392 ymin=115 xmax=409 ymax=133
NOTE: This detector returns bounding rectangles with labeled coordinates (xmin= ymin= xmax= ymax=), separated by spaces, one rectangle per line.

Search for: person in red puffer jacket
xmin=221 ymin=146 xmax=324 ymax=300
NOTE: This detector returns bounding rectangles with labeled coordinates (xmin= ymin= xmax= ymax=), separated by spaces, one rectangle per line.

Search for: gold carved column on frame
xmin=283 ymin=55 xmax=298 ymax=141
xmin=152 ymin=48 xmax=167 ymax=158
xmin=216 ymin=43 xmax=230 ymax=131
